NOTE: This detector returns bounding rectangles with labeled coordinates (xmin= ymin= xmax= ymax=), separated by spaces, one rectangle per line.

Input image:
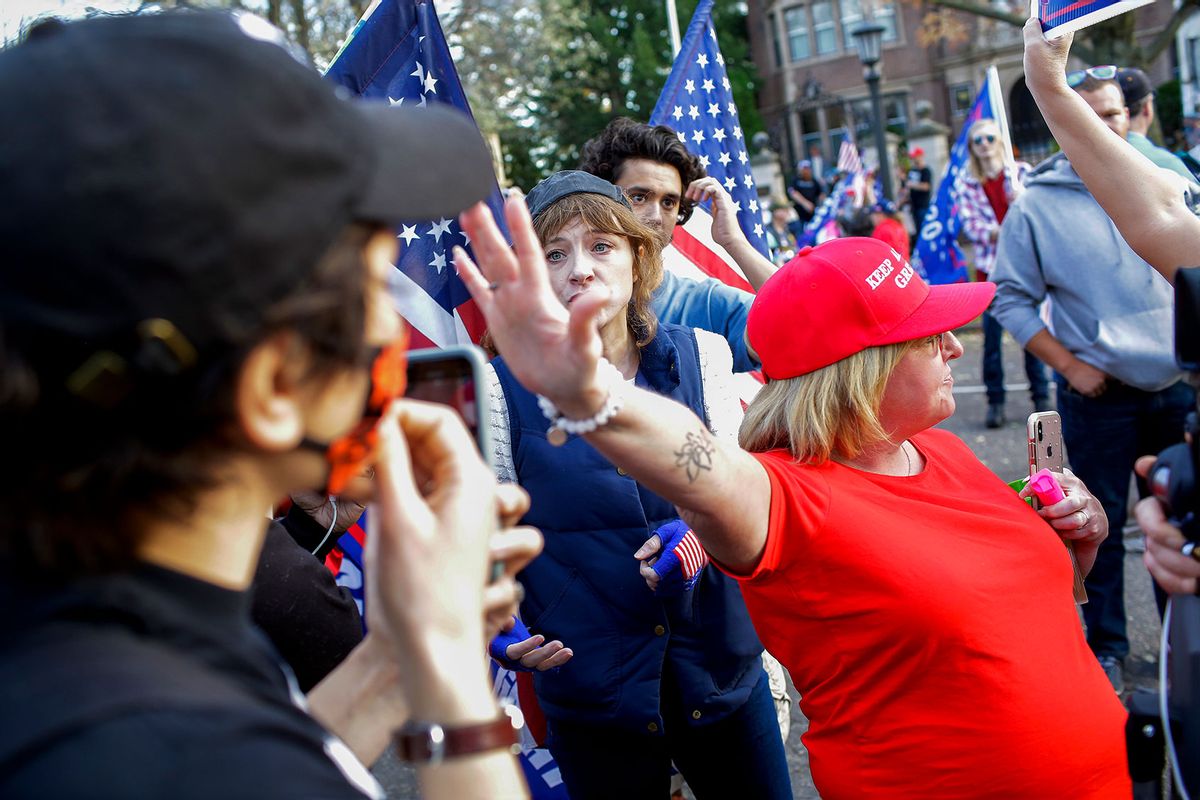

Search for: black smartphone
xmin=405 ymin=345 xmax=491 ymax=465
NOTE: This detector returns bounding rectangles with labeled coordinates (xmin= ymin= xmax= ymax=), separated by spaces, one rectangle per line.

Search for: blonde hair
xmin=966 ymin=118 xmax=1004 ymax=182
xmin=738 ymin=341 xmax=918 ymax=463
xmin=531 ymin=192 xmax=663 ymax=348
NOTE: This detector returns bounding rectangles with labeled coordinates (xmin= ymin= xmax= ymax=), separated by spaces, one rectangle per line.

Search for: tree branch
xmin=1143 ymin=0 xmax=1200 ymax=65
xmin=925 ymin=0 xmax=1024 ymax=27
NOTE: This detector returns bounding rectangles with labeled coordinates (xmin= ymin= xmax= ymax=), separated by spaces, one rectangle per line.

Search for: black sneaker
xmin=985 ymin=404 xmax=1006 ymax=429
xmin=1098 ymin=656 xmax=1124 ymax=695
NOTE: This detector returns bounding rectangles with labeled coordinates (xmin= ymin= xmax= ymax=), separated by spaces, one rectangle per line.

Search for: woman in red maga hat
xmin=456 ymin=209 xmax=1131 ymax=798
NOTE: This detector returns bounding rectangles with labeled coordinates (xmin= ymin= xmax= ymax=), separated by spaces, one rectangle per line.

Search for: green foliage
xmin=141 ymin=0 xmax=763 ymax=190
xmin=448 ymin=1 xmax=763 ymax=189
xmin=1155 ymin=78 xmax=1183 ymax=148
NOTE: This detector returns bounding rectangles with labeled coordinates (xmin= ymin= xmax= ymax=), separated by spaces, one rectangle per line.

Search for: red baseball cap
xmin=748 ymin=238 xmax=995 ymax=379
xmin=909 ymin=146 xmax=925 ymax=157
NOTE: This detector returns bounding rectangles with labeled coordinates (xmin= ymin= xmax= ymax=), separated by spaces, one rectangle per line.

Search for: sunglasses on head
xmin=1066 ymin=65 xmax=1118 ymax=88
xmin=971 ymin=133 xmax=997 ymax=146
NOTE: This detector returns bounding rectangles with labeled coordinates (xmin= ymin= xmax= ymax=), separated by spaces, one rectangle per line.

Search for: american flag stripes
xmin=650 ymin=0 xmax=769 ymax=289
xmin=837 ymin=138 xmax=864 ymax=175
xmin=672 ymin=529 xmax=709 ymax=581
xmin=324 ymin=0 xmax=507 ymax=350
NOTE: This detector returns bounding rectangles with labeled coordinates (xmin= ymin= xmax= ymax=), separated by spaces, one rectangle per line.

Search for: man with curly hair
xmin=579 ymin=117 xmax=776 ymax=372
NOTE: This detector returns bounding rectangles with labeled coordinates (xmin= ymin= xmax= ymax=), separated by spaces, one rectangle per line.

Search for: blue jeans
xmin=1057 ymin=376 xmax=1194 ymax=660
xmin=983 ymin=310 xmax=1049 ymax=406
xmin=546 ymin=666 xmax=793 ymax=800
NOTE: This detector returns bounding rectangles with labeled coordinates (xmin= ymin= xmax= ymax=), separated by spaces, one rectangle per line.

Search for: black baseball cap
xmin=525 ymin=170 xmax=632 ymax=221
xmin=1117 ymin=67 xmax=1153 ymax=107
xmin=0 ymin=11 xmax=495 ymax=404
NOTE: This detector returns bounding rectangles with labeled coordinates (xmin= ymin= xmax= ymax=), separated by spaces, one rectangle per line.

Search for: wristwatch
xmin=394 ymin=704 xmax=524 ymax=765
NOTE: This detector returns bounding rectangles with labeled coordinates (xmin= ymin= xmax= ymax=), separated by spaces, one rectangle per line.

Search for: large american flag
xmin=649 ymin=0 xmax=769 ymax=291
xmin=324 ymin=0 xmax=507 ymax=349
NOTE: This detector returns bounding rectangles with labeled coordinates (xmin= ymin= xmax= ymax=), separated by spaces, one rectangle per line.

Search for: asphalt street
xmin=375 ymin=324 xmax=1161 ymax=798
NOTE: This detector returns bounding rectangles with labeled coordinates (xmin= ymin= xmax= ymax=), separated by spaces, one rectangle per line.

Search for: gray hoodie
xmin=991 ymin=153 xmax=1180 ymax=391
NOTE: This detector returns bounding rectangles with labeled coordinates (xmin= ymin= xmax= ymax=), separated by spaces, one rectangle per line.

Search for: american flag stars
xmin=647 ymin=8 xmax=769 ymax=257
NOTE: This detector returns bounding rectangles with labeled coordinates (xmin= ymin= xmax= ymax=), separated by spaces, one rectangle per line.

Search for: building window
xmin=874 ymin=0 xmax=899 ymax=41
xmin=949 ymin=82 xmax=974 ymax=117
xmin=783 ymin=6 xmax=811 ymax=62
xmin=1189 ymin=36 xmax=1200 ymax=88
xmin=841 ymin=0 xmax=898 ymax=49
xmin=850 ymin=92 xmax=909 ymax=138
xmin=812 ymin=0 xmax=838 ymax=55
xmin=771 ymin=12 xmax=784 ymax=67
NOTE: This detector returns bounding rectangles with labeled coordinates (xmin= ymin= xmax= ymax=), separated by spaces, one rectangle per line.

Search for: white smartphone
xmin=1027 ymin=410 xmax=1064 ymax=480
xmin=1026 ymin=410 xmax=1087 ymax=603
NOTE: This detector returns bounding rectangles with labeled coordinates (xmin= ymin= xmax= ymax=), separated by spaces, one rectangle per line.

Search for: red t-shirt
xmin=725 ymin=429 xmax=1129 ymax=798
xmin=982 ymin=173 xmax=1010 ymax=223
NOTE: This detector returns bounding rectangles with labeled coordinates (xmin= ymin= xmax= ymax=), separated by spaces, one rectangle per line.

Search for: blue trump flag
xmin=911 ymin=71 xmax=1002 ymax=284
xmin=649 ymin=0 xmax=770 ymax=262
xmin=325 ymin=0 xmax=507 ymax=349
xmin=1036 ymin=0 xmax=1152 ymax=39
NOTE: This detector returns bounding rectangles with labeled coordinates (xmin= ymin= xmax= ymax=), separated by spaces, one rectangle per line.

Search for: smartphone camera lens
xmin=1037 ymin=423 xmax=1043 ymax=442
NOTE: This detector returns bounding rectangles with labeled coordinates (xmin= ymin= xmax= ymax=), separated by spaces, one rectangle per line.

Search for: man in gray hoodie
xmin=991 ymin=73 xmax=1194 ymax=694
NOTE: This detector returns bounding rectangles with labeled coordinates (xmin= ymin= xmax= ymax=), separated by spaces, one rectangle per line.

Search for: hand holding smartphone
xmin=405 ymin=346 xmax=491 ymax=464
xmin=1027 ymin=411 xmax=1088 ymax=604
xmin=404 ymin=345 xmax=504 ymax=581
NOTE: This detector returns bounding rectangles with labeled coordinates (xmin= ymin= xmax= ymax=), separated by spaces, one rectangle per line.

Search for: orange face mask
xmin=302 ymin=327 xmax=409 ymax=496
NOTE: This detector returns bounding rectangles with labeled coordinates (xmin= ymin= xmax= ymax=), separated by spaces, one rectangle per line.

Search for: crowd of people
xmin=0 ymin=7 xmax=1198 ymax=800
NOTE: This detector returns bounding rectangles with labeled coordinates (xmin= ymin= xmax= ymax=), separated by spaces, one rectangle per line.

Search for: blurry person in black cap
xmin=1117 ymin=66 xmax=1198 ymax=185
xmin=787 ymin=159 xmax=826 ymax=236
xmin=0 ymin=11 xmax=537 ymax=799
xmin=482 ymin=170 xmax=791 ymax=799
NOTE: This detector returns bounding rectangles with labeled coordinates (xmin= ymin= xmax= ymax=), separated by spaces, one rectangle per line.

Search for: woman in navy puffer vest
xmin=486 ymin=172 xmax=792 ymax=800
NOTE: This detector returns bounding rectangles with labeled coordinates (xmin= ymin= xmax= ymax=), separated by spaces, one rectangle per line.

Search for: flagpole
xmin=666 ymin=0 xmax=681 ymax=57
xmin=986 ymin=65 xmax=1015 ymax=169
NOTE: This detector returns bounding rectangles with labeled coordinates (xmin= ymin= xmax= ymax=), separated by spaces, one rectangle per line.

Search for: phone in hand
xmin=1027 ymin=410 xmax=1064 ymax=480
xmin=404 ymin=345 xmax=502 ymax=581
xmin=404 ymin=345 xmax=491 ymax=465
xmin=1026 ymin=410 xmax=1088 ymax=603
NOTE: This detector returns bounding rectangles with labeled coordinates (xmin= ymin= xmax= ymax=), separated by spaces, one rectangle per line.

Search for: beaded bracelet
xmin=536 ymin=358 xmax=626 ymax=446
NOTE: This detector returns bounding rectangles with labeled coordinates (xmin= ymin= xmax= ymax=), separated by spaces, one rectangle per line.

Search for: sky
xmin=1 ymin=0 xmax=141 ymax=45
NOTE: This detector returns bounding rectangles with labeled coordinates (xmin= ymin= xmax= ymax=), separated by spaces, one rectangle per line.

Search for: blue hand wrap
xmin=488 ymin=615 xmax=537 ymax=672
xmin=649 ymin=519 xmax=709 ymax=597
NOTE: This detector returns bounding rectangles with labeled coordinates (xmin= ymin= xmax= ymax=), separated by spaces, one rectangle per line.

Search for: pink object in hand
xmin=1028 ymin=468 xmax=1066 ymax=506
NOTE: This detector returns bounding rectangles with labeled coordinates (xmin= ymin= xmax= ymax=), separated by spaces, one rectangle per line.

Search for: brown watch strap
xmin=394 ymin=705 xmax=524 ymax=765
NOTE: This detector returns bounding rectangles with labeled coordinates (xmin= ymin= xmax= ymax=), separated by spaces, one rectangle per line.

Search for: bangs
xmin=532 ymin=192 xmax=643 ymax=244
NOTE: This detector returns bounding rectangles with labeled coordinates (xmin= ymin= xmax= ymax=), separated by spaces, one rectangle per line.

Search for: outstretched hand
xmin=455 ymin=198 xmax=608 ymax=418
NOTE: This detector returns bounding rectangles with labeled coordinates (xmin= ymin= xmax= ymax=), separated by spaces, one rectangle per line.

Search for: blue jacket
xmin=492 ymin=323 xmax=763 ymax=733
xmin=651 ymin=271 xmax=757 ymax=373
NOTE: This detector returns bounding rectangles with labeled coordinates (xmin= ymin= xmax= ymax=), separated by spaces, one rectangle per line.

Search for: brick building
xmin=747 ymin=0 xmax=1182 ymax=181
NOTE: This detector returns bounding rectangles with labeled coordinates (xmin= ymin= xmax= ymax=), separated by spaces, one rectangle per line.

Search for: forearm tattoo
xmin=674 ymin=429 xmax=715 ymax=483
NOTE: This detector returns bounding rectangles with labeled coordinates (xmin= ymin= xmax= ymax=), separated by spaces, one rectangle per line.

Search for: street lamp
xmin=850 ymin=20 xmax=894 ymax=202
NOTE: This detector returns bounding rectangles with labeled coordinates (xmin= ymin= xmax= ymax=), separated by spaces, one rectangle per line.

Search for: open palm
xmin=455 ymin=198 xmax=608 ymax=416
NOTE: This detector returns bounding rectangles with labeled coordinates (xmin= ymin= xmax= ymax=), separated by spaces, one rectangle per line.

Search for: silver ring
xmin=487 ymin=281 xmax=501 ymax=291
xmin=1078 ymin=510 xmax=1089 ymax=529
xmin=1182 ymin=541 xmax=1199 ymax=561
